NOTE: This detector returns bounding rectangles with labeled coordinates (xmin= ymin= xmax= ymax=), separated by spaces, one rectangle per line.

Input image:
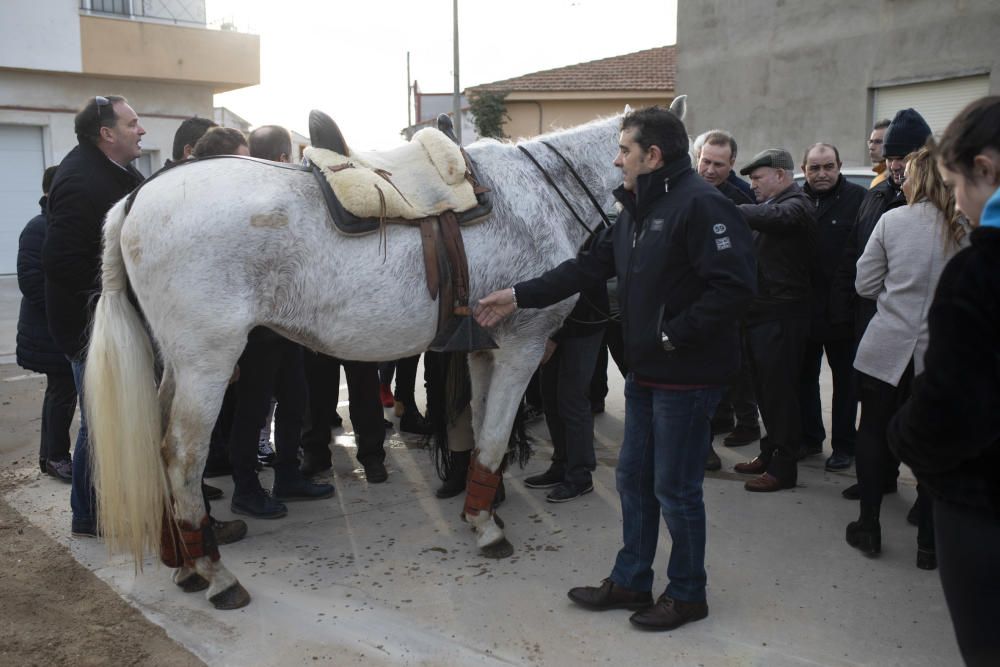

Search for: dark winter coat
xmin=888 ymin=226 xmax=1000 ymax=518
xmin=42 ymin=141 xmax=143 ymax=359
xmin=803 ymin=175 xmax=866 ymax=340
xmin=828 ymin=176 xmax=907 ymax=340
xmin=16 ymin=197 xmax=72 ymax=375
xmin=737 ymin=182 xmax=817 ymax=324
xmin=516 ymin=156 xmax=757 ymax=385
xmin=717 ymin=179 xmax=753 ymax=206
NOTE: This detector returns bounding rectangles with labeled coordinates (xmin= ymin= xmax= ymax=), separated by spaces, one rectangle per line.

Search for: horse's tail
xmin=85 ymin=198 xmax=170 ymax=567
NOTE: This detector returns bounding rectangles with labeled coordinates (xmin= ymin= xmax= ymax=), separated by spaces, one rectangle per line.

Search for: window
xmin=873 ymin=75 xmax=990 ymax=135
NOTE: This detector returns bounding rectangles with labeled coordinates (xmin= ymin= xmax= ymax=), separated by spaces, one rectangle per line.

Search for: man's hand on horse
xmin=475 ymin=288 xmax=517 ymax=327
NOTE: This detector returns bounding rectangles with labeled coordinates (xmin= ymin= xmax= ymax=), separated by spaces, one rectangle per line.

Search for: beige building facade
xmin=0 ymin=0 xmax=259 ymax=273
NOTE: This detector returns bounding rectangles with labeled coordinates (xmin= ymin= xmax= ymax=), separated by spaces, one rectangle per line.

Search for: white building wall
xmin=0 ymin=0 xmax=82 ymax=73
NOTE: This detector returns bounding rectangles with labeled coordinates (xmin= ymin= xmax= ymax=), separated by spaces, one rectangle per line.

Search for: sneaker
xmin=825 ymin=452 xmax=854 ymax=471
xmin=45 ymin=458 xmax=73 ymax=483
xmin=379 ymin=384 xmax=395 ymax=408
xmin=723 ymin=423 xmax=761 ymax=447
xmin=273 ymin=476 xmax=336 ymax=502
xmin=546 ymin=481 xmax=593 ymax=503
xmin=524 ymin=466 xmax=564 ymax=489
xmin=705 ymin=446 xmax=722 ymax=472
xmin=362 ymin=459 xmax=389 ymax=484
xmin=212 ymin=518 xmax=248 ymax=545
xmin=231 ymin=489 xmax=287 ymax=519
xmin=257 ymin=439 xmax=276 ymax=466
xmin=71 ymin=519 xmax=98 ymax=538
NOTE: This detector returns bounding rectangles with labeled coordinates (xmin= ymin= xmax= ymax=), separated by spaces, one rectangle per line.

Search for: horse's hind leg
xmin=465 ymin=343 xmax=543 ymax=558
xmin=164 ymin=363 xmax=250 ymax=609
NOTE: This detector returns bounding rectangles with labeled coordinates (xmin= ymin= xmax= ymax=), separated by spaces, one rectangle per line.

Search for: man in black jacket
xmin=798 ymin=144 xmax=866 ymax=471
xmin=732 ymin=149 xmax=817 ymax=492
xmin=829 ymin=108 xmax=931 ymax=499
xmin=42 ymin=95 xmax=145 ymax=537
xmin=476 ymin=106 xmax=756 ymax=632
xmin=17 ymin=165 xmax=76 ymax=483
xmin=694 ymin=130 xmax=761 ymax=468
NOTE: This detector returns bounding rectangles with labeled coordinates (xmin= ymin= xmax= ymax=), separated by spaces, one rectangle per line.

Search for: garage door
xmin=0 ymin=125 xmax=46 ymax=274
xmin=874 ymin=75 xmax=990 ymax=136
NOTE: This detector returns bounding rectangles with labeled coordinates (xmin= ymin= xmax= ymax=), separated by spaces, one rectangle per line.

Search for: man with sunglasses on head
xmin=42 ymin=95 xmax=146 ymax=538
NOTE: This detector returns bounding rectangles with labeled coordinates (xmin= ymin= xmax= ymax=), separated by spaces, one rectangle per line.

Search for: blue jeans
xmin=610 ymin=377 xmax=721 ymax=602
xmin=69 ymin=358 xmax=95 ymax=526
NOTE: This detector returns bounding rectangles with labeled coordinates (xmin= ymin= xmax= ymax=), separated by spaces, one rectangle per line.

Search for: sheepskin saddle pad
xmin=304 ymin=128 xmax=479 ymax=221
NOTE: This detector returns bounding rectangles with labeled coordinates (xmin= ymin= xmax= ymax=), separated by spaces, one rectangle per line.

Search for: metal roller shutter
xmin=874 ymin=75 xmax=990 ymax=136
xmin=0 ymin=125 xmax=46 ymax=274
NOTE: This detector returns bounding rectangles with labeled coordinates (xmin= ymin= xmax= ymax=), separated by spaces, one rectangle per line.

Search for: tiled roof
xmin=467 ymin=45 xmax=675 ymax=93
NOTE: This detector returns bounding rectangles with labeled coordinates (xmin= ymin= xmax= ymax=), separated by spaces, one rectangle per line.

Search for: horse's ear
xmin=669 ymin=95 xmax=687 ymax=121
xmin=623 ymin=104 xmax=632 ymax=115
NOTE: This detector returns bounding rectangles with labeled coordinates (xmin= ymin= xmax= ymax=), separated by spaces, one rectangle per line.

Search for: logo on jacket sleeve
xmin=713 ymin=223 xmax=727 ymax=234
xmin=715 ymin=236 xmax=732 ymax=250
xmin=650 ymin=218 xmax=664 ymax=232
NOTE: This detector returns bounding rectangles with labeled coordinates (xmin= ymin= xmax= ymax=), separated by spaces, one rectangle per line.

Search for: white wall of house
xmin=0 ymin=0 xmax=82 ymax=73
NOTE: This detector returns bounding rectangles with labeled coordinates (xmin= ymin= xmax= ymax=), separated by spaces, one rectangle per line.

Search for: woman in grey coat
xmin=847 ymin=146 xmax=969 ymax=566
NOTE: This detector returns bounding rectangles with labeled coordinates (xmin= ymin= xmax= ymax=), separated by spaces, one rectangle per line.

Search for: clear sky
xmin=208 ymin=0 xmax=677 ymax=149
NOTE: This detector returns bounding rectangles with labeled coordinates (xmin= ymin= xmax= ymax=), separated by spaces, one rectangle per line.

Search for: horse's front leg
xmin=464 ymin=340 xmax=544 ymax=558
xmin=163 ymin=367 xmax=250 ymax=610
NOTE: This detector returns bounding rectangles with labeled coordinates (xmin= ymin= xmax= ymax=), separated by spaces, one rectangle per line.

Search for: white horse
xmin=84 ymin=99 xmax=685 ymax=609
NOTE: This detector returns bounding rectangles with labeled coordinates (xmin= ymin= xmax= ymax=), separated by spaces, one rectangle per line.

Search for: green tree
xmin=469 ymin=90 xmax=510 ymax=139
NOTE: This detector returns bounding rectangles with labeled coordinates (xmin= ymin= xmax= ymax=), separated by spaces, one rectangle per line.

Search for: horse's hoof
xmin=209 ymin=582 xmax=251 ymax=610
xmin=175 ymin=573 xmax=209 ymax=593
xmin=480 ymin=537 xmax=514 ymax=559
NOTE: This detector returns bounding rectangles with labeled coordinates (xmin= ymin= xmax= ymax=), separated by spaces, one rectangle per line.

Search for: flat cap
xmin=739 ymin=148 xmax=795 ymax=176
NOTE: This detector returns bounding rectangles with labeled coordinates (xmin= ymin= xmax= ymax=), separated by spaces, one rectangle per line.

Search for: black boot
xmin=435 ymin=450 xmax=470 ymax=499
xmin=846 ymin=507 xmax=881 ymax=556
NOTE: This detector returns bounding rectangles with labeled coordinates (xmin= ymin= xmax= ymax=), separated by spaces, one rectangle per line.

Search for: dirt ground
xmin=0 ymin=364 xmax=204 ymax=667
xmin=0 ymin=493 xmax=205 ymax=667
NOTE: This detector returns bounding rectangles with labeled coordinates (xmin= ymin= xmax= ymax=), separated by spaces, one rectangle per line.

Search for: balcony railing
xmin=80 ymin=1 xmax=242 ymax=29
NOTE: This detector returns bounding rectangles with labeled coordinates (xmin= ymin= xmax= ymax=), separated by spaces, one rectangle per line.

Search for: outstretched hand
xmin=474 ymin=288 xmax=517 ymax=328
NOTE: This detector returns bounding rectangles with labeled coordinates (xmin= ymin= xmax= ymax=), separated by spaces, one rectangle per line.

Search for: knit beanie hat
xmin=882 ymin=108 xmax=932 ymax=158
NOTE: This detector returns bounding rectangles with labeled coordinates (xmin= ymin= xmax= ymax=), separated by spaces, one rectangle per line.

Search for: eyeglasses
xmin=95 ymin=95 xmax=110 ymax=123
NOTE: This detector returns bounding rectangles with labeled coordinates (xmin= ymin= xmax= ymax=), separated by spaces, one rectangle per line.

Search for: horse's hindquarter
xmin=120 ymin=160 xmax=439 ymax=362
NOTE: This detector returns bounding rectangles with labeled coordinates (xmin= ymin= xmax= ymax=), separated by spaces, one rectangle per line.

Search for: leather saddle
xmin=307 ymin=110 xmax=496 ymax=352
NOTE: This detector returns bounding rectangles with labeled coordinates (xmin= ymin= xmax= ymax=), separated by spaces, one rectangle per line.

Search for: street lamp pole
xmin=452 ymin=0 xmax=462 ymax=144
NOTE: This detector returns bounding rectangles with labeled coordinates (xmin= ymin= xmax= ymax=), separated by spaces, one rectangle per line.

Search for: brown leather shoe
xmin=733 ymin=456 xmax=768 ymax=475
xmin=568 ymin=578 xmax=653 ymax=611
xmin=744 ymin=472 xmax=795 ymax=492
xmin=629 ymin=594 xmax=708 ymax=631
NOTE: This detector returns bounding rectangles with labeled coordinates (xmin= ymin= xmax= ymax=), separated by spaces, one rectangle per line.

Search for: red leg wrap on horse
xmin=463 ymin=457 xmax=502 ymax=518
xmin=160 ymin=508 xmax=184 ymax=568
xmin=178 ymin=515 xmax=221 ymax=565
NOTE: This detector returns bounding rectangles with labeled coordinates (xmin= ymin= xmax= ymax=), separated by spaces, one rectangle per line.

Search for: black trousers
xmin=39 ymin=372 xmax=77 ymax=463
xmin=377 ymin=355 xmax=420 ymax=410
xmin=799 ymin=337 xmax=857 ymax=454
xmin=302 ymin=353 xmax=385 ymax=466
xmin=855 ymin=365 xmax=912 ymax=514
xmin=746 ymin=317 xmax=810 ymax=483
xmin=712 ymin=327 xmax=758 ymax=428
xmin=934 ymin=498 xmax=1000 ymax=667
xmin=229 ymin=336 xmax=307 ymax=493
xmin=589 ymin=321 xmax=626 ymax=403
xmin=540 ymin=330 xmax=604 ymax=485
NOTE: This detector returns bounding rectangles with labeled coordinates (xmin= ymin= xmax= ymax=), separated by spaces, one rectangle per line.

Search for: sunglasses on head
xmin=95 ymin=95 xmax=110 ymax=122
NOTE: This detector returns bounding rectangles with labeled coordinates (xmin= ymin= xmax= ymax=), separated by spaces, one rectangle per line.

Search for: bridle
xmin=517 ymin=140 xmax=613 ymax=240
xmin=518 ymin=140 xmax=620 ymax=324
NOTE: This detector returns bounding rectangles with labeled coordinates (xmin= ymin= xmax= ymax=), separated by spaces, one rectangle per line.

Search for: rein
xmin=517 ymin=143 xmax=610 ymax=240
xmin=517 ymin=141 xmax=621 ymax=324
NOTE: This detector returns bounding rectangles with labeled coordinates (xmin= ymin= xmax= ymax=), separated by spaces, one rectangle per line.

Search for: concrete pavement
xmin=0 ymin=274 xmax=962 ymax=666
